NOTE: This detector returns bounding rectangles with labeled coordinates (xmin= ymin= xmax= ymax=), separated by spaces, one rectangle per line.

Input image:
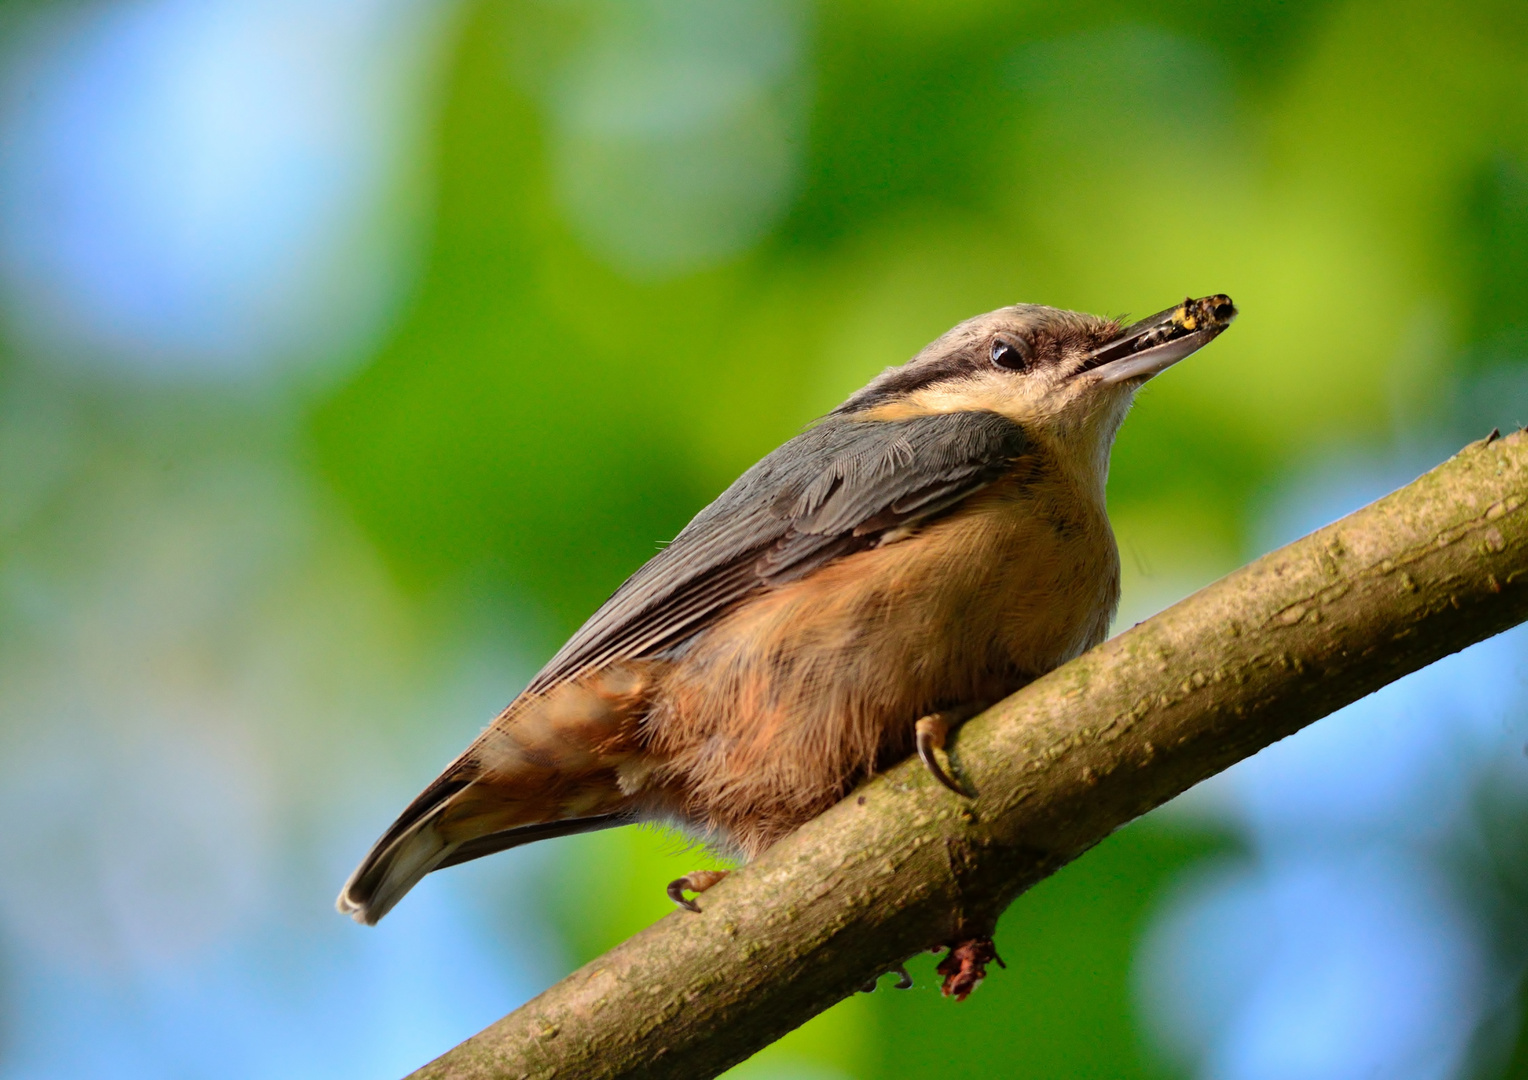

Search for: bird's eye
xmin=990 ymin=336 xmax=1033 ymax=371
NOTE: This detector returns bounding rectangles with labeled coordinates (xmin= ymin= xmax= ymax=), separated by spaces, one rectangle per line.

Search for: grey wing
xmin=524 ymin=409 xmax=1028 ymax=695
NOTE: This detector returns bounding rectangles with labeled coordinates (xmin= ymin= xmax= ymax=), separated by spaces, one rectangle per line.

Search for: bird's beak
xmin=1081 ymin=294 xmax=1237 ymax=385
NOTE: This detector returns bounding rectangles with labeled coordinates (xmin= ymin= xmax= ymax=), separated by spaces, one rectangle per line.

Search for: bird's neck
xmin=1033 ymin=392 xmax=1133 ymax=511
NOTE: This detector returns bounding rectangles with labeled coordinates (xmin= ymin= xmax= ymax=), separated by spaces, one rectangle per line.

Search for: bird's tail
xmin=336 ymin=770 xmax=469 ymax=925
xmin=336 ymin=767 xmax=633 ymax=924
xmin=338 ymin=666 xmax=657 ymax=924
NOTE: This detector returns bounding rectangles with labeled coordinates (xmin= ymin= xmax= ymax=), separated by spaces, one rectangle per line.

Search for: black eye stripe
xmin=835 ymin=328 xmax=1050 ymax=413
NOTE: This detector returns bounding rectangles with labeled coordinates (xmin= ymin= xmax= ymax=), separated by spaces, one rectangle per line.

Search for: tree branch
xmin=408 ymin=430 xmax=1528 ymax=1080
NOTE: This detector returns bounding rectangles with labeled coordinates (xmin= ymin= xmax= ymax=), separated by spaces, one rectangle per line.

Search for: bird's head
xmin=835 ymin=294 xmax=1236 ymax=483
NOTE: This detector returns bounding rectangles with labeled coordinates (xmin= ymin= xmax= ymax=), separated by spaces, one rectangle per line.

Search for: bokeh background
xmin=3 ymin=0 xmax=1528 ymax=1077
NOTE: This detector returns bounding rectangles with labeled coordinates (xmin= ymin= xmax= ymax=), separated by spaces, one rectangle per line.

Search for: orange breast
xmin=643 ymin=468 xmax=1121 ymax=857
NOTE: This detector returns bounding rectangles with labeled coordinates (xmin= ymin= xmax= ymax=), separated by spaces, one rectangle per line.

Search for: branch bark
xmin=409 ymin=430 xmax=1528 ymax=1080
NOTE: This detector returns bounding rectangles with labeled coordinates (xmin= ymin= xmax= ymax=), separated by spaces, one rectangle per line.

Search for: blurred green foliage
xmin=306 ymin=0 xmax=1528 ymax=1074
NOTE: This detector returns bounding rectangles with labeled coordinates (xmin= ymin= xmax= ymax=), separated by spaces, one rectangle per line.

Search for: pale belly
xmin=642 ymin=475 xmax=1121 ymax=856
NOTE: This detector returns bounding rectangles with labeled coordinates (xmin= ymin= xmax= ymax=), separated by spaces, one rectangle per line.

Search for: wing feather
xmin=525 ymin=410 xmax=1027 ymax=695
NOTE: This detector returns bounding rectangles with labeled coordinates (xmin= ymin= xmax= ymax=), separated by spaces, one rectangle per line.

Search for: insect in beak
xmin=1080 ymin=294 xmax=1237 ymax=385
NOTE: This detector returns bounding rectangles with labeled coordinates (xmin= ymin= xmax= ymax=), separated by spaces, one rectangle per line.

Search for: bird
xmin=337 ymin=293 xmax=1236 ymax=996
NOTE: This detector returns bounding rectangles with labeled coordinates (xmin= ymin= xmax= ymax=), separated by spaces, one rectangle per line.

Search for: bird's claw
xmin=860 ymin=963 xmax=914 ymax=993
xmin=937 ymin=937 xmax=1003 ymax=1001
xmin=916 ymin=714 xmax=970 ymax=796
xmin=666 ymin=869 xmax=729 ymax=913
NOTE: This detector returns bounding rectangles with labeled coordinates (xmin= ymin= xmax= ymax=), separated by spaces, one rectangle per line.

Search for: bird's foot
xmin=667 ymin=869 xmax=729 ymax=913
xmin=937 ymin=937 xmax=1004 ymax=1001
xmin=916 ymin=712 xmax=972 ymax=796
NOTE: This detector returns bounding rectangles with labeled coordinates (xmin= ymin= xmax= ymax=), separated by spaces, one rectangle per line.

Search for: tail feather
xmin=336 ymin=769 xmax=468 ymax=923
xmin=337 ymin=807 xmax=457 ymax=925
xmin=337 ymin=798 xmax=636 ymax=924
xmin=339 ymin=665 xmax=657 ymax=924
xmin=435 ymin=812 xmax=633 ymax=870
xmin=335 ymin=765 xmax=641 ymax=924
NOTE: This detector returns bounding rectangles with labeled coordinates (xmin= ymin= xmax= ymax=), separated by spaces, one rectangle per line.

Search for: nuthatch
xmin=338 ymin=294 xmax=1237 ymax=997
